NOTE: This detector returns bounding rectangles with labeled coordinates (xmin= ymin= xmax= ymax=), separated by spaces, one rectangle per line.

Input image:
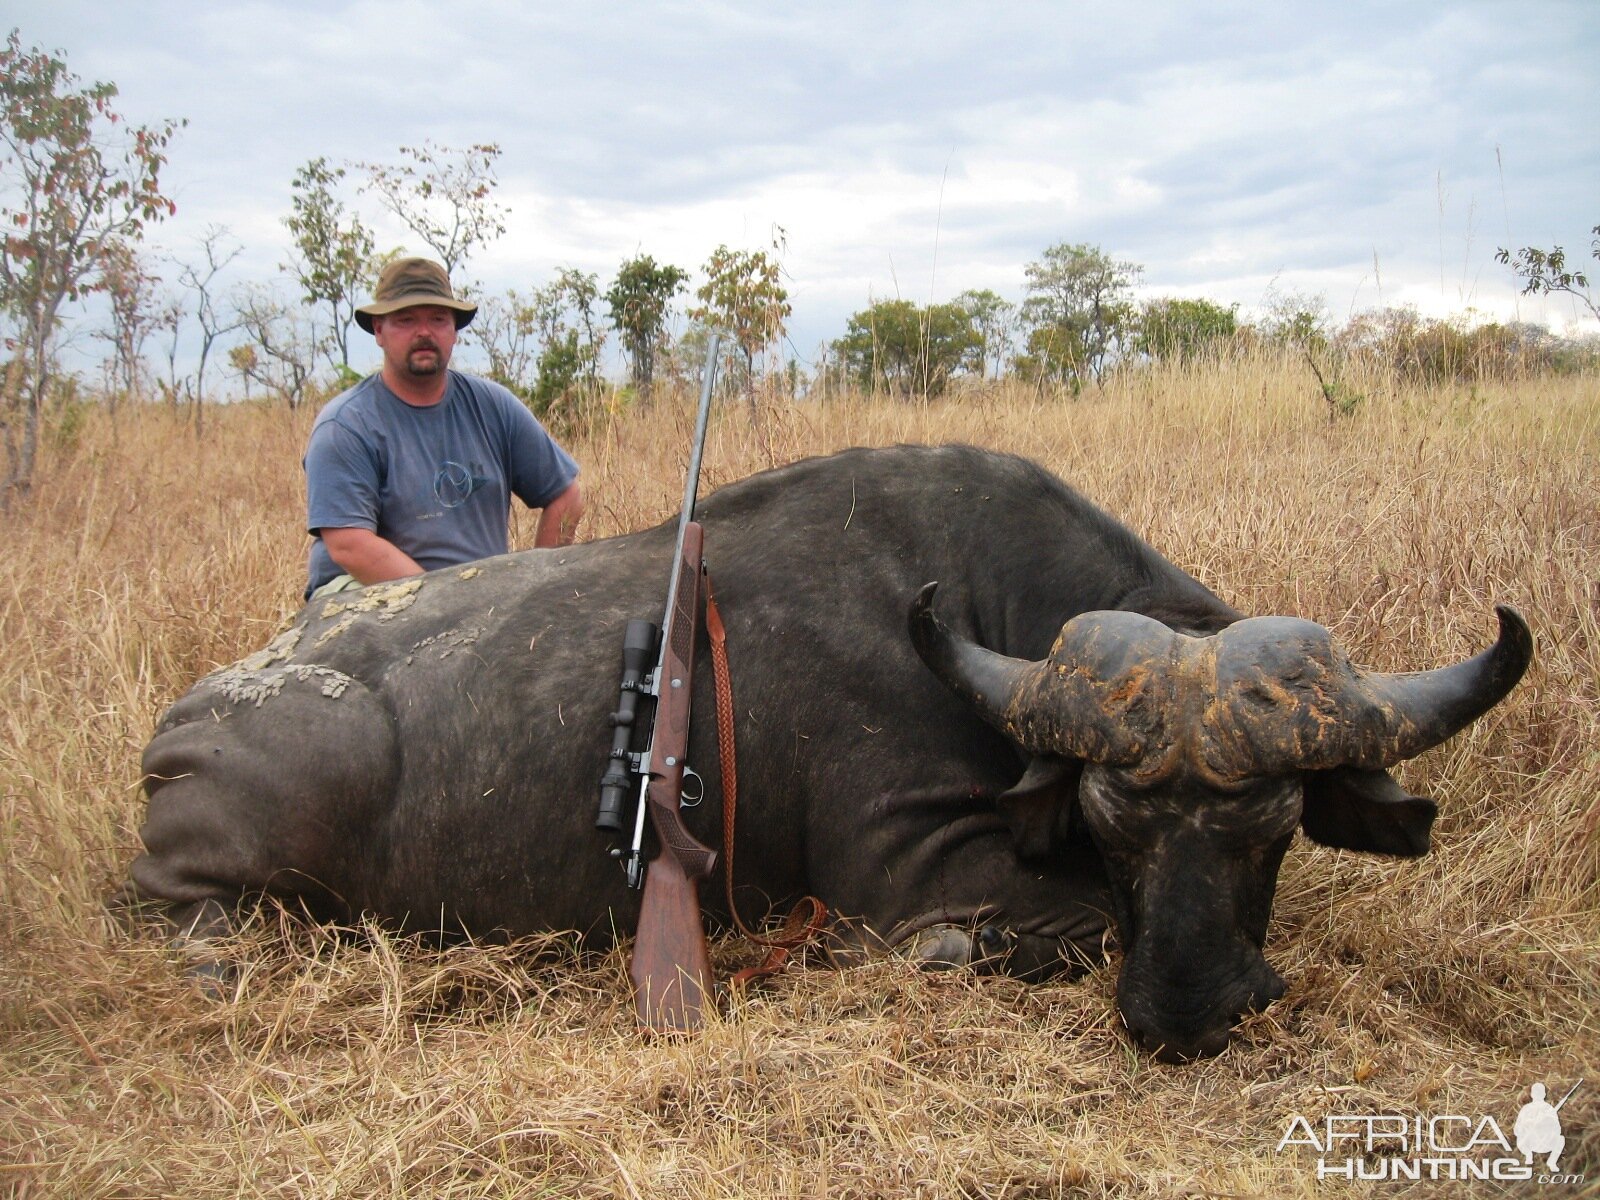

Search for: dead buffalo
xmin=127 ymin=445 xmax=1530 ymax=1059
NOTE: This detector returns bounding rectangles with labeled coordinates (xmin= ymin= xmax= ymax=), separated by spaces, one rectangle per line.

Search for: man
xmin=303 ymin=257 xmax=584 ymax=599
xmin=1514 ymin=1082 xmax=1567 ymax=1172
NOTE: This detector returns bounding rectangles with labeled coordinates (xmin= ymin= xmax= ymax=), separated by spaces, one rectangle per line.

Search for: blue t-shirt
xmin=303 ymin=372 xmax=578 ymax=597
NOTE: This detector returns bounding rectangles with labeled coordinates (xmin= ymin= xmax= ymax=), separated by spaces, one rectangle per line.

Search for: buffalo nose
xmin=1135 ymin=1022 xmax=1234 ymax=1062
xmin=1123 ymin=965 xmax=1288 ymax=1061
xmin=1256 ymin=968 xmax=1288 ymax=1007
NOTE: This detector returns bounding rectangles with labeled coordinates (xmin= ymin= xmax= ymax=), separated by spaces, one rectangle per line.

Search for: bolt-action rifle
xmin=596 ymin=333 xmax=722 ymax=1031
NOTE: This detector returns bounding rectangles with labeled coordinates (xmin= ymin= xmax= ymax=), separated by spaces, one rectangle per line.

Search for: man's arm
xmin=320 ymin=527 xmax=425 ymax=585
xmin=533 ymin=480 xmax=584 ymax=548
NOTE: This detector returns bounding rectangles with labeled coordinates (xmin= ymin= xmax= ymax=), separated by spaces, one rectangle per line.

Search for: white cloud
xmin=10 ymin=0 xmax=1598 ymax=379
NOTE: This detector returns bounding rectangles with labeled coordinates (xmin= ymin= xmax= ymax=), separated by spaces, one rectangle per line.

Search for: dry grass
xmin=2 ymin=356 xmax=1596 ymax=1197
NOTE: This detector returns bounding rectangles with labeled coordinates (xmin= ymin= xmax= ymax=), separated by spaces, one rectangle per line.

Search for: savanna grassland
xmin=2 ymin=354 xmax=1596 ymax=1198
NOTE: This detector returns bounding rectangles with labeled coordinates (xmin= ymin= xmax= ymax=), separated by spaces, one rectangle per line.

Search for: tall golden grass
xmin=2 ymin=353 xmax=1596 ymax=1197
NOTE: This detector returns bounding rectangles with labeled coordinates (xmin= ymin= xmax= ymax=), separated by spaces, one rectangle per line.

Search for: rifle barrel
xmin=679 ymin=331 xmax=721 ymax=529
xmin=655 ymin=331 xmax=722 ymax=692
xmin=612 ymin=332 xmax=722 ymax=887
xmin=1554 ymin=1078 xmax=1583 ymax=1110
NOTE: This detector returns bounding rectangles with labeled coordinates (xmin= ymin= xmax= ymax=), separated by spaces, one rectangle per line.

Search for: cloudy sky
xmin=14 ymin=1 xmax=1600 ymax=375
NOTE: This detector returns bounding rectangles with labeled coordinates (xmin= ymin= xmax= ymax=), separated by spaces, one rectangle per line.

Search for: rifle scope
xmin=595 ymin=618 xmax=660 ymax=832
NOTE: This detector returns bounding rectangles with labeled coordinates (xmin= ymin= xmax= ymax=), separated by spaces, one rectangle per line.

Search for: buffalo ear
xmin=1300 ymin=766 xmax=1438 ymax=857
xmin=996 ymin=756 xmax=1083 ymax=864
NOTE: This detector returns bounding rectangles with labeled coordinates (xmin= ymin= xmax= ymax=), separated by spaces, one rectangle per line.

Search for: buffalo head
xmin=910 ymin=584 xmax=1531 ymax=1061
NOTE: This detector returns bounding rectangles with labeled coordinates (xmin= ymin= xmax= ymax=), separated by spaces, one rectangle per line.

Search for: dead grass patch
xmin=3 ymin=357 xmax=1595 ymax=1196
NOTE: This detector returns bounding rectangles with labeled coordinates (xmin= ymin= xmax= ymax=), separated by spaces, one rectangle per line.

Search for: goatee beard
xmin=405 ymin=349 xmax=444 ymax=376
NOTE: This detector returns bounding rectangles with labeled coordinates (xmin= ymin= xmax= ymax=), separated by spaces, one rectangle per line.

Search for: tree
xmin=227 ymin=342 xmax=258 ymax=401
xmin=667 ymin=321 xmax=741 ymax=394
xmin=1137 ymin=297 xmax=1239 ymax=363
xmin=954 ymin=288 xmax=1016 ymax=381
xmin=174 ymin=225 xmax=244 ymax=436
xmin=1496 ymin=225 xmax=1599 ymax=323
xmin=357 ymin=141 xmax=506 ymax=278
xmin=0 ymin=29 xmax=182 ymax=503
xmin=1016 ymin=242 xmax=1140 ymax=389
xmin=831 ymin=297 xmax=978 ymax=396
xmin=232 ymin=283 xmax=316 ymax=408
xmin=473 ymin=288 xmax=542 ymax=399
xmin=1261 ymin=290 xmax=1361 ymax=420
xmin=529 ymin=269 xmax=607 ymax=418
xmin=690 ymin=242 xmax=791 ymax=385
xmin=284 ymin=156 xmax=376 ymax=370
xmin=1340 ymin=306 xmax=1552 ymax=384
xmin=559 ymin=268 xmax=605 ymax=395
xmin=153 ymin=292 xmax=186 ymax=408
xmin=606 ymin=254 xmax=688 ymax=399
xmin=93 ymin=238 xmax=163 ymax=413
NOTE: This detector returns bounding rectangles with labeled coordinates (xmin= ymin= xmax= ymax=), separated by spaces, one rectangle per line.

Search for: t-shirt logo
xmin=434 ymin=460 xmax=489 ymax=508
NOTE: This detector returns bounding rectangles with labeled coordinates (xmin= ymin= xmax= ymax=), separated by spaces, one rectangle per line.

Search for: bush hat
xmin=355 ymin=258 xmax=477 ymax=333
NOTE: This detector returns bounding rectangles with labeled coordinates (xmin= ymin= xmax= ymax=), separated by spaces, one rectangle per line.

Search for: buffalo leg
xmin=812 ymin=798 xmax=1111 ymax=981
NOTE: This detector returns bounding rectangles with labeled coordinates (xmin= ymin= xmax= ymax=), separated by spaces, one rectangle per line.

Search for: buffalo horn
xmin=909 ymin=583 xmax=1036 ymax=729
xmin=909 ymin=584 xmax=1155 ymax=766
xmin=1321 ymin=605 xmax=1534 ymax=770
xmin=1208 ymin=606 xmax=1534 ymax=778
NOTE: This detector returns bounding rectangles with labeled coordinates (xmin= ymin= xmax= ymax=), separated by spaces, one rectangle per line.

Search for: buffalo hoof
xmin=976 ymin=924 xmax=1014 ymax=965
xmin=901 ymin=924 xmax=984 ymax=969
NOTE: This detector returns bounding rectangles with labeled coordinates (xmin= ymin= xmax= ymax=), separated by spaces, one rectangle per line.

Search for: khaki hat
xmin=355 ymin=258 xmax=477 ymax=333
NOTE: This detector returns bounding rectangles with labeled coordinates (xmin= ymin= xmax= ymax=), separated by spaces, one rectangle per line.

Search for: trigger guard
xmin=679 ymin=765 xmax=705 ymax=808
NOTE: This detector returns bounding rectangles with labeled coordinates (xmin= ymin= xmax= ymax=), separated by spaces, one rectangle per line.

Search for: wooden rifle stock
xmin=630 ymin=521 xmax=717 ymax=1031
xmin=631 ymin=831 xmax=714 ymax=1031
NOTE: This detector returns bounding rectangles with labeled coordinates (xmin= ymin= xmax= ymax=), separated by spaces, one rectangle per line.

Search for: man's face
xmin=374 ymin=305 xmax=458 ymax=379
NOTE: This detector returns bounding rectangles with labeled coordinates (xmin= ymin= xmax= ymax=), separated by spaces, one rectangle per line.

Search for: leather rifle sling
xmin=703 ymin=575 xmax=827 ymax=988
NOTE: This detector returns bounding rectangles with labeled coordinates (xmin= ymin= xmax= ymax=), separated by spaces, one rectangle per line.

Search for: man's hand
xmin=319 ymin=527 xmax=426 ymax=585
xmin=534 ymin=481 xmax=585 ymax=548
